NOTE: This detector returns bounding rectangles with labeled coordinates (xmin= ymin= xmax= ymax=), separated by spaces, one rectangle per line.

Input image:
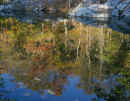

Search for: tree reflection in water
xmin=0 ymin=17 xmax=129 ymax=101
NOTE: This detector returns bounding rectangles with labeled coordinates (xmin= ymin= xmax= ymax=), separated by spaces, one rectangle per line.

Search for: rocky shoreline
xmin=0 ymin=0 xmax=68 ymax=19
xmin=69 ymin=0 xmax=130 ymax=18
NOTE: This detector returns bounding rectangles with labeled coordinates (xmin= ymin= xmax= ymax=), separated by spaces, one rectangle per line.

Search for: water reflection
xmin=0 ymin=17 xmax=130 ymax=101
xmin=1 ymin=10 xmax=130 ymax=34
xmin=75 ymin=16 xmax=130 ymax=34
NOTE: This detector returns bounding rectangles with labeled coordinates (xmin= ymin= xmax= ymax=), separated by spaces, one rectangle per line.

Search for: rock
xmin=70 ymin=0 xmax=130 ymax=18
xmin=106 ymin=0 xmax=130 ymax=17
xmin=70 ymin=3 xmax=111 ymax=18
xmin=47 ymin=89 xmax=55 ymax=95
xmin=34 ymin=77 xmax=41 ymax=81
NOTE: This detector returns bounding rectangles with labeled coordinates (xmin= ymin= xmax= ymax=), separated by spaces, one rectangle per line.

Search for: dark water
xmin=75 ymin=16 xmax=130 ymax=34
xmin=0 ymin=15 xmax=130 ymax=101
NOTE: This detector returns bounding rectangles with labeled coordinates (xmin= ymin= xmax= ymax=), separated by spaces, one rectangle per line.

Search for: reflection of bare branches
xmin=76 ymin=23 xmax=82 ymax=59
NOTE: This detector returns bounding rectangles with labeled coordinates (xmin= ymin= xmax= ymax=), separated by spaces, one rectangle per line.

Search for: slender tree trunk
xmin=64 ymin=19 xmax=68 ymax=47
xmin=99 ymin=27 xmax=104 ymax=80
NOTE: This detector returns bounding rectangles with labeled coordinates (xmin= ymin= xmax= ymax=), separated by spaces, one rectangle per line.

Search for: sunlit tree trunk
xmin=107 ymin=28 xmax=112 ymax=47
xmin=42 ymin=23 xmax=44 ymax=34
xmin=68 ymin=0 xmax=71 ymax=9
xmin=77 ymin=23 xmax=82 ymax=59
xmin=85 ymin=26 xmax=92 ymax=89
xmin=64 ymin=19 xmax=68 ymax=47
xmin=99 ymin=27 xmax=104 ymax=80
xmin=77 ymin=39 xmax=81 ymax=59
xmin=64 ymin=19 xmax=68 ymax=36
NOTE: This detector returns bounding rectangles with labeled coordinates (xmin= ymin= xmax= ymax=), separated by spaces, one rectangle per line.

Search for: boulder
xmin=70 ymin=3 xmax=111 ymax=18
xmin=106 ymin=0 xmax=130 ymax=17
xmin=70 ymin=0 xmax=130 ymax=17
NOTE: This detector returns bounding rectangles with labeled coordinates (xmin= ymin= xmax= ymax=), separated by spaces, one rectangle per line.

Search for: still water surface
xmin=0 ymin=16 xmax=130 ymax=101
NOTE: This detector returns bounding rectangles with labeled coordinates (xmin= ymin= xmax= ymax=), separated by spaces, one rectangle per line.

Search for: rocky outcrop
xmin=106 ymin=0 xmax=130 ymax=17
xmin=70 ymin=3 xmax=112 ymax=18
xmin=70 ymin=0 xmax=130 ymax=18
